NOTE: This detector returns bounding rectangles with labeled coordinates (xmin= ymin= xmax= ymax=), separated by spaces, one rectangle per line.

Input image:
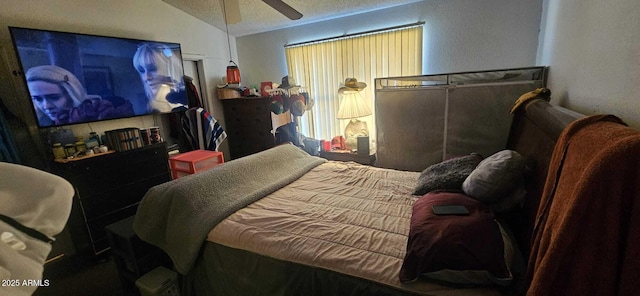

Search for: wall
xmin=0 ymin=0 xmax=233 ymax=166
xmin=538 ymin=0 xmax=640 ymax=129
xmin=236 ymin=0 xmax=544 ymax=88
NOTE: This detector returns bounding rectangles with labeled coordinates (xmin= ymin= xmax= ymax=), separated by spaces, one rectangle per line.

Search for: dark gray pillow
xmin=412 ymin=153 xmax=483 ymax=195
xmin=488 ymin=178 xmax=526 ymax=213
xmin=462 ymin=150 xmax=525 ymax=204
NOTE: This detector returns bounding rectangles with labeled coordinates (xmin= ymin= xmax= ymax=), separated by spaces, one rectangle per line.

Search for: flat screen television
xmin=9 ymin=26 xmax=188 ymax=128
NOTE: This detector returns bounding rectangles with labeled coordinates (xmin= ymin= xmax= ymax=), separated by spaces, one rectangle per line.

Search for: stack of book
xmin=104 ymin=128 xmax=143 ymax=152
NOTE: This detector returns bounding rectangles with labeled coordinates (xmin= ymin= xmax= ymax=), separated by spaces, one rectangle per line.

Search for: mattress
xmin=206 ymin=161 xmax=501 ymax=295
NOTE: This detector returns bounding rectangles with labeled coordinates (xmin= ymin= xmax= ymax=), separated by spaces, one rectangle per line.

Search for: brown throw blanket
xmin=526 ymin=115 xmax=640 ymax=295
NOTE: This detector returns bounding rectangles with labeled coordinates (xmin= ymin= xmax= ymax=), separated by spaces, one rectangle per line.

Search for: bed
xmin=133 ymin=97 xmax=640 ymax=296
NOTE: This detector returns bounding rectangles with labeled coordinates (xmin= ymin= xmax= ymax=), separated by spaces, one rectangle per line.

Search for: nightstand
xmin=319 ymin=150 xmax=376 ymax=165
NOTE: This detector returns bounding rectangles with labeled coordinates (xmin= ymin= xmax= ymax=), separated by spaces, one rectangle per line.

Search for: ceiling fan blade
xmin=221 ymin=0 xmax=242 ymax=24
xmin=262 ymin=0 xmax=303 ymax=20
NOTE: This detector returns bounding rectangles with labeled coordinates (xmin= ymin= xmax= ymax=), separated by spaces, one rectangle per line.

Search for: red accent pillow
xmin=399 ymin=190 xmax=513 ymax=286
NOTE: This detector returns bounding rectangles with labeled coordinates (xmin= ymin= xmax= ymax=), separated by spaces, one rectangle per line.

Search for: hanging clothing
xmin=184 ymin=76 xmax=203 ymax=108
xmin=181 ymin=107 xmax=227 ymax=152
xmin=168 ymin=76 xmax=204 ymax=150
xmin=0 ymin=100 xmax=21 ymax=163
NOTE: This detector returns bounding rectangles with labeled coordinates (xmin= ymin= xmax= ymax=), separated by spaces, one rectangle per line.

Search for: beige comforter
xmin=208 ymin=161 xmax=500 ymax=295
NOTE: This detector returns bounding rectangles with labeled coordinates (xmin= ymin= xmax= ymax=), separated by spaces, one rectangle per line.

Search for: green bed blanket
xmin=133 ymin=144 xmax=326 ymax=274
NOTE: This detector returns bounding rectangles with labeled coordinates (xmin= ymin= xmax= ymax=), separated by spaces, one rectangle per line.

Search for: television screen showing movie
xmin=9 ymin=27 xmax=188 ymax=128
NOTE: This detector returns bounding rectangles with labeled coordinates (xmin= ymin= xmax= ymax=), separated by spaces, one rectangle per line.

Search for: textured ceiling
xmin=162 ymin=0 xmax=424 ymax=37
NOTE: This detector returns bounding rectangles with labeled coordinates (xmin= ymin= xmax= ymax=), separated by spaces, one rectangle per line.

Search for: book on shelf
xmin=104 ymin=128 xmax=144 ymax=152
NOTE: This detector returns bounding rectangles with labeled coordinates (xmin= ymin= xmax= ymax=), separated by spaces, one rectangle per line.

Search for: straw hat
xmin=338 ymin=78 xmax=367 ymax=94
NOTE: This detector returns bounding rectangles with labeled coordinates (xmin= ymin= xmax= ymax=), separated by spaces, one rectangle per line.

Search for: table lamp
xmin=337 ymin=78 xmax=372 ymax=150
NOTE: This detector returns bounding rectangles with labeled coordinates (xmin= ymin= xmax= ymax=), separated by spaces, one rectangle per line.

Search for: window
xmin=285 ymin=25 xmax=423 ymax=142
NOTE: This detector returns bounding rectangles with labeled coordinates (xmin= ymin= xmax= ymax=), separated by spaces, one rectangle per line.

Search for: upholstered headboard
xmin=374 ymin=67 xmax=547 ymax=172
xmin=505 ymin=98 xmax=584 ymax=256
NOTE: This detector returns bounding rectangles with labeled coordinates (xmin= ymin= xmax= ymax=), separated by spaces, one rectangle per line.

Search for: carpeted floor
xmin=33 ymin=255 xmax=136 ymax=296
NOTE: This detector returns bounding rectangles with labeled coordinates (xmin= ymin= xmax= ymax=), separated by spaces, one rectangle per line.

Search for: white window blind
xmin=285 ymin=25 xmax=423 ymax=142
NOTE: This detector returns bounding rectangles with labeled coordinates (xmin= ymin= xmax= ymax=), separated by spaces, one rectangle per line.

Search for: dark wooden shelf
xmin=221 ymin=97 xmax=276 ymax=159
xmin=50 ymin=143 xmax=171 ymax=258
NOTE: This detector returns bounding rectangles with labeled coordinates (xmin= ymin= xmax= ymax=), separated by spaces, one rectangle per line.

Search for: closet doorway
xmin=182 ymin=58 xmax=206 ymax=108
xmin=182 ymin=55 xmax=230 ymax=157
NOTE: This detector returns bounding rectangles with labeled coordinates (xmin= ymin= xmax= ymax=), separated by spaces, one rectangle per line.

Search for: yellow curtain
xmin=285 ymin=25 xmax=423 ymax=142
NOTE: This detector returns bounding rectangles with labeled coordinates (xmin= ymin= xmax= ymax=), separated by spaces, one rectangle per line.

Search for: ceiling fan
xmin=221 ymin=0 xmax=303 ymax=24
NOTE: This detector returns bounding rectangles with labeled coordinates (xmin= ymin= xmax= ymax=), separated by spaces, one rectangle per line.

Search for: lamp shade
xmin=337 ymin=91 xmax=372 ymax=119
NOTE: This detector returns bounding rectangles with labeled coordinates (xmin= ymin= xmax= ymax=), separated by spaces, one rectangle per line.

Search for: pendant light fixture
xmin=221 ymin=0 xmax=240 ymax=85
